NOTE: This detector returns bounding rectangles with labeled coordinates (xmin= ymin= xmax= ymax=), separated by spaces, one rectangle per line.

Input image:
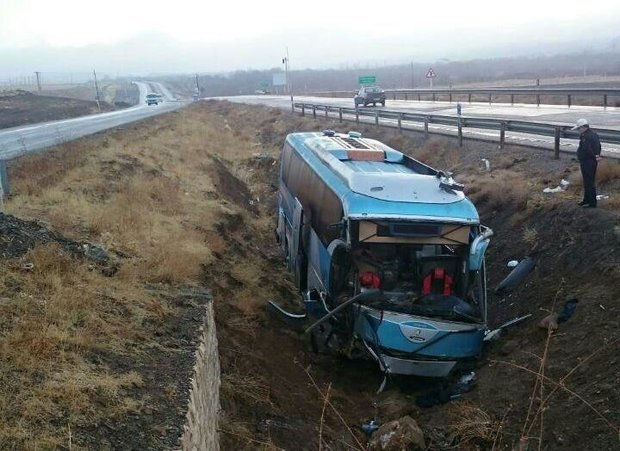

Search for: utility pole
xmin=195 ymin=73 xmax=200 ymax=100
xmin=282 ymin=47 xmax=293 ymax=111
xmin=34 ymin=72 xmax=42 ymax=92
xmin=93 ymin=69 xmax=101 ymax=112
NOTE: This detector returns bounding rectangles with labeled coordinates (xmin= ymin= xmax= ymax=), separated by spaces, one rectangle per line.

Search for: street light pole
xmin=283 ymin=47 xmax=293 ymax=112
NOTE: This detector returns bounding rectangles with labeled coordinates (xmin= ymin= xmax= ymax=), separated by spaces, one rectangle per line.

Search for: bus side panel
xmin=278 ymin=184 xmax=294 ymax=225
xmin=306 ymin=229 xmax=331 ymax=292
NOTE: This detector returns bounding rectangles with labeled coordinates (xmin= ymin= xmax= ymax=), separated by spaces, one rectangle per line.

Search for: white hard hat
xmin=571 ymin=118 xmax=589 ymax=130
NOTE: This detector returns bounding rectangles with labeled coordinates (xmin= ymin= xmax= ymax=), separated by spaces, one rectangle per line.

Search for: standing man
xmin=572 ymin=118 xmax=602 ymax=208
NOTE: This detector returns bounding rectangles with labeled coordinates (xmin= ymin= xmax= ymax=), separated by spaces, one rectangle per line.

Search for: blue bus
xmin=273 ymin=130 xmax=492 ymax=382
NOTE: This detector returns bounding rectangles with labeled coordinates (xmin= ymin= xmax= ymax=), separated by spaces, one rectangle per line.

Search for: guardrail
xmin=314 ymin=87 xmax=620 ymax=108
xmin=293 ymin=102 xmax=620 ymax=159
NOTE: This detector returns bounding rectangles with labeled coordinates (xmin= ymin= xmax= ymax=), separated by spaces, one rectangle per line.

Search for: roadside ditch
xmin=0 ymin=100 xmax=617 ymax=450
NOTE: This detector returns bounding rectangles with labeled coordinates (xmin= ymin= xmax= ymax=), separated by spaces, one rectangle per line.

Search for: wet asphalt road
xmin=0 ymin=81 xmax=187 ymax=160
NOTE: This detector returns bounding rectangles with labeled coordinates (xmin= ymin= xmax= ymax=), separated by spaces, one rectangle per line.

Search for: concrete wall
xmin=181 ymin=301 xmax=221 ymax=451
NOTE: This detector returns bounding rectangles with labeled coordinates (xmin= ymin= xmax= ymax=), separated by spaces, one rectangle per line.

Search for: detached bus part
xmin=274 ymin=130 xmax=492 ymax=382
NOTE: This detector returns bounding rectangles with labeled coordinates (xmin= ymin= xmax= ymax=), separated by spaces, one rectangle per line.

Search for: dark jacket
xmin=577 ymin=128 xmax=601 ymax=162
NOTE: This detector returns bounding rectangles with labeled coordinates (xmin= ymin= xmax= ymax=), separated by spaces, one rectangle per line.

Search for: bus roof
xmin=286 ymin=132 xmax=480 ymax=224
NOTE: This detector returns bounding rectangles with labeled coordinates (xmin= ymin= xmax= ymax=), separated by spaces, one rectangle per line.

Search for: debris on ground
xmin=539 ymin=312 xmax=559 ymax=331
xmin=416 ymin=372 xmax=477 ymax=408
xmin=596 ymin=194 xmax=610 ymax=200
xmin=480 ymin=158 xmax=491 ymax=171
xmin=538 ymin=298 xmax=578 ymax=331
xmin=495 ymin=256 xmax=537 ymax=295
xmin=361 ymin=419 xmax=381 ymax=435
xmin=484 ymin=313 xmax=532 ymax=342
xmin=507 ymin=259 xmax=519 ymax=268
xmin=369 ymin=415 xmax=425 ymax=451
xmin=558 ymin=298 xmax=578 ymax=323
xmin=543 ymin=179 xmax=570 ymax=193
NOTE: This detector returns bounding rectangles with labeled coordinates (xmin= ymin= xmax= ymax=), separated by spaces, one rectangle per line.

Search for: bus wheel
xmin=311 ymin=323 xmax=333 ymax=354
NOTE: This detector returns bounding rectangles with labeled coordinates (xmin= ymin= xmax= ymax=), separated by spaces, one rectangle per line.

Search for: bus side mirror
xmin=469 ymin=238 xmax=489 ymax=271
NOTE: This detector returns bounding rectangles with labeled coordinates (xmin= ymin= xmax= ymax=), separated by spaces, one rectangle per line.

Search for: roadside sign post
xmin=358 ymin=75 xmax=377 ymax=85
xmin=426 ymin=67 xmax=437 ymax=89
xmin=273 ymin=72 xmax=286 ymax=95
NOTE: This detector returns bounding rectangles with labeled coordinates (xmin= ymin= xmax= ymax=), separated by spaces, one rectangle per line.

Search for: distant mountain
xmin=1 ymin=22 xmax=619 ymax=79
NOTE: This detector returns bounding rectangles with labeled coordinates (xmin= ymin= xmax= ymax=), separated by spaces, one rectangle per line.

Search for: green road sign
xmin=259 ymin=82 xmax=270 ymax=88
xmin=358 ymin=75 xmax=376 ymax=85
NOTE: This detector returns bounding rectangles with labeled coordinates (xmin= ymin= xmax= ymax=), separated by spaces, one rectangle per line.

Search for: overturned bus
xmin=273 ymin=130 xmax=492 ymax=382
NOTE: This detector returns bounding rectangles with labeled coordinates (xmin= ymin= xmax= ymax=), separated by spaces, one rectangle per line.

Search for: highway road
xmin=222 ymin=95 xmax=620 ymax=156
xmin=150 ymin=82 xmax=177 ymax=101
xmin=223 ymin=95 xmax=620 ymax=129
xmin=0 ymin=81 xmax=187 ymax=160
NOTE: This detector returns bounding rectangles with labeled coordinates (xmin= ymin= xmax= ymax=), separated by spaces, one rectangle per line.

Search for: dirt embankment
xmin=203 ymin=104 xmax=620 ymax=450
xmin=1 ymin=100 xmax=618 ymax=450
xmin=0 ymin=90 xmax=116 ymax=130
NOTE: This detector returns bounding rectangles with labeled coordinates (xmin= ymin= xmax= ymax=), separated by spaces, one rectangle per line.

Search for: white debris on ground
xmin=543 ymin=179 xmax=570 ymax=193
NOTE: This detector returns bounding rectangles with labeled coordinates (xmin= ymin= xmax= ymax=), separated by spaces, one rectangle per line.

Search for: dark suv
xmin=354 ymin=86 xmax=386 ymax=107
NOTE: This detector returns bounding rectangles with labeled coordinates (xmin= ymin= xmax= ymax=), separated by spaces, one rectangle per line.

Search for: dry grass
xmin=567 ymin=159 xmax=620 ymax=188
xmin=446 ymin=403 xmax=498 ymax=447
xmin=0 ymin=102 xmax=285 ymax=447
xmin=464 ymin=169 xmax=530 ymax=212
xmin=523 ymin=226 xmax=539 ymax=245
xmin=0 ymin=243 xmax=145 ymax=448
xmin=416 ymin=138 xmax=464 ymax=171
xmin=596 ymin=159 xmax=620 ymax=184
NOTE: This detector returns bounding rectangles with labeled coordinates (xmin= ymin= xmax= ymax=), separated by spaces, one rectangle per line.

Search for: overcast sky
xmin=1 ymin=0 xmax=620 ymax=77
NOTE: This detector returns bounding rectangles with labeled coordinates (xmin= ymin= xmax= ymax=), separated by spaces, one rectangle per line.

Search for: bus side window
xmin=287 ymin=150 xmax=303 ymax=197
xmin=281 ymin=143 xmax=293 ymax=185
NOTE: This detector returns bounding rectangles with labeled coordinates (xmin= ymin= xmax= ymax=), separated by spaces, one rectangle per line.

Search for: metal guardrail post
xmin=424 ymin=117 xmax=429 ymax=139
xmin=339 ymin=108 xmax=343 ymax=122
xmin=325 ymin=106 xmax=329 ymax=118
xmin=567 ymin=95 xmax=571 ymax=108
xmin=511 ymin=94 xmax=514 ymax=105
xmin=468 ymin=93 xmax=472 ymax=103
xmin=457 ymin=118 xmax=463 ymax=147
xmin=537 ymin=95 xmax=541 ymax=107
xmin=554 ymin=127 xmax=561 ymax=159
xmin=404 ymin=93 xmax=408 ymax=101
xmin=449 ymin=93 xmax=452 ymax=103
xmin=499 ymin=122 xmax=506 ymax=149
xmin=375 ymin=111 xmax=379 ymax=126
xmin=432 ymin=93 xmax=436 ymax=102
xmin=301 ymin=104 xmax=305 ymax=116
xmin=0 ymin=160 xmax=9 ymax=196
xmin=418 ymin=93 xmax=421 ymax=101
xmin=393 ymin=93 xmax=396 ymax=100
xmin=488 ymin=93 xmax=492 ymax=105
xmin=604 ymin=95 xmax=608 ymax=108
xmin=355 ymin=109 xmax=359 ymax=124
xmin=312 ymin=106 xmax=316 ymax=118
xmin=398 ymin=113 xmax=402 ymax=131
